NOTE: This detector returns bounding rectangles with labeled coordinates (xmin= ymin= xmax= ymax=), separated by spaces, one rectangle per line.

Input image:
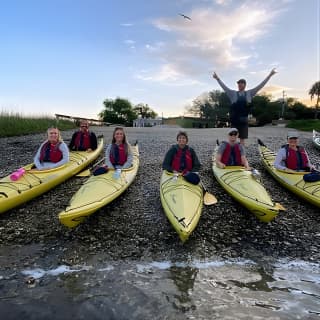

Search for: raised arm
xmin=212 ymin=72 xmax=232 ymax=93
xmin=249 ymin=68 xmax=277 ymax=97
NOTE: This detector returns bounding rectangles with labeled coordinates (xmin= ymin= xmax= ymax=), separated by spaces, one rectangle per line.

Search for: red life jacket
xmin=285 ymin=145 xmax=308 ymax=170
xmin=39 ymin=141 xmax=63 ymax=163
xmin=171 ymin=146 xmax=193 ymax=172
xmin=109 ymin=143 xmax=128 ymax=166
xmin=74 ymin=131 xmax=91 ymax=150
xmin=221 ymin=142 xmax=242 ymax=166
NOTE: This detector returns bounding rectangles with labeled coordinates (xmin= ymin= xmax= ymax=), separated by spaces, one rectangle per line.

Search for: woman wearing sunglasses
xmin=215 ymin=128 xmax=250 ymax=170
xmin=274 ymin=131 xmax=315 ymax=172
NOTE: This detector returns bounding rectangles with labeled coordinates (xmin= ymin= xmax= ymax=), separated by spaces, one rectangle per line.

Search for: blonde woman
xmin=34 ymin=127 xmax=69 ymax=170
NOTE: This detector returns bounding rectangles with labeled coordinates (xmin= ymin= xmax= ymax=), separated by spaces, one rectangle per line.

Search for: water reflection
xmin=169 ymin=265 xmax=198 ymax=311
xmin=2 ymin=259 xmax=319 ymax=319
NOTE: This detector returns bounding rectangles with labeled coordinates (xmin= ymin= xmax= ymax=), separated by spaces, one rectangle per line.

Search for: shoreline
xmin=0 ymin=126 xmax=319 ymax=267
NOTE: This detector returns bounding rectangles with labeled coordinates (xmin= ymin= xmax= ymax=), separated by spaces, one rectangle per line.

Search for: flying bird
xmin=179 ymin=13 xmax=191 ymax=21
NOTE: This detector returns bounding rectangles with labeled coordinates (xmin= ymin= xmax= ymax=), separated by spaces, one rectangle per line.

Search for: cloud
xmin=261 ymin=85 xmax=291 ymax=95
xmin=124 ymin=39 xmax=136 ymax=50
xmin=135 ymin=64 xmax=203 ymax=86
xmin=124 ymin=40 xmax=135 ymax=45
xmin=145 ymin=42 xmax=165 ymax=52
xmin=120 ymin=23 xmax=133 ymax=27
xmin=139 ymin=1 xmax=287 ymax=84
xmin=215 ymin=0 xmax=232 ymax=5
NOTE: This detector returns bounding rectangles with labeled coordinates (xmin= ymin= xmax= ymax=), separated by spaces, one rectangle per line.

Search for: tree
xmin=133 ymin=103 xmax=158 ymax=119
xmin=99 ymin=97 xmax=136 ymax=126
xmin=309 ymin=81 xmax=320 ymax=119
xmin=186 ymin=90 xmax=229 ymax=125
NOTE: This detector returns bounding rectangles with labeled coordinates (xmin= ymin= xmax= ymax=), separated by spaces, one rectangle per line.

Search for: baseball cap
xmin=287 ymin=131 xmax=299 ymax=139
xmin=228 ymin=128 xmax=239 ymax=135
xmin=237 ymin=79 xmax=246 ymax=84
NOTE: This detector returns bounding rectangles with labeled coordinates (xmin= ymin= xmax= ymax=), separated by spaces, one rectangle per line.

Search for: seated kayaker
xmin=105 ymin=127 xmax=133 ymax=170
xmin=274 ymin=131 xmax=315 ymax=172
xmin=69 ymin=120 xmax=98 ymax=152
xmin=34 ymin=127 xmax=69 ymax=170
xmin=162 ymin=131 xmax=201 ymax=178
xmin=216 ymin=128 xmax=250 ymax=169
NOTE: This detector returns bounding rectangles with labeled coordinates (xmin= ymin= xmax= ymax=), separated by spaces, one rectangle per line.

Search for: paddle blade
xmin=257 ymin=139 xmax=266 ymax=147
xmin=275 ymin=202 xmax=286 ymax=211
xmin=203 ymin=191 xmax=218 ymax=206
xmin=76 ymin=169 xmax=91 ymax=177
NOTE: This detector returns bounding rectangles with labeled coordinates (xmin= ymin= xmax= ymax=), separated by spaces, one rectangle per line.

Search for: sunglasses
xmin=229 ymin=132 xmax=238 ymax=136
xmin=81 ymin=125 xmax=88 ymax=128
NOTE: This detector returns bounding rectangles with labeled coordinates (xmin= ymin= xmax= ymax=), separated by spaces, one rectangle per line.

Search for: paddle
xmin=199 ymin=180 xmax=218 ymax=206
xmin=76 ymin=157 xmax=105 ymax=177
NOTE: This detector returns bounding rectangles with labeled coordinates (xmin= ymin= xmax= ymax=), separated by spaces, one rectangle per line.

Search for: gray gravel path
xmin=0 ymin=126 xmax=319 ymax=267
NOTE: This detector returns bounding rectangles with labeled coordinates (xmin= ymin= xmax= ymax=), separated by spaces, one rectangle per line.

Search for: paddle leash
xmin=76 ymin=157 xmax=105 ymax=177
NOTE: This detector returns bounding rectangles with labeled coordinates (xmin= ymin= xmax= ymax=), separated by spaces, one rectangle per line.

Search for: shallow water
xmin=1 ymin=256 xmax=319 ymax=320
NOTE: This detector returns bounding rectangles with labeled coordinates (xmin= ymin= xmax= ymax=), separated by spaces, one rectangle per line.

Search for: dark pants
xmin=231 ymin=122 xmax=248 ymax=139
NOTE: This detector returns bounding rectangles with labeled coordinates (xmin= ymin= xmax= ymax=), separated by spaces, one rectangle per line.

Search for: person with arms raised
xmin=213 ymin=68 xmax=277 ymax=145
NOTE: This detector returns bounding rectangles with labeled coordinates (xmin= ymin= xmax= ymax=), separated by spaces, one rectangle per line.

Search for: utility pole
xmin=281 ymin=90 xmax=286 ymax=119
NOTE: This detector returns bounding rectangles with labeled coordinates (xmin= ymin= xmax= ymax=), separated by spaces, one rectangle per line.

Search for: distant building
xmin=133 ymin=117 xmax=163 ymax=127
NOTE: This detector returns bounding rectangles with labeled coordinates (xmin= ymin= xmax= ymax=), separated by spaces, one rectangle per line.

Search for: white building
xmin=133 ymin=117 xmax=163 ymax=127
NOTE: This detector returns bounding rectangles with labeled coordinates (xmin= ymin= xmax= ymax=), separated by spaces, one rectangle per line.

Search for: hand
xmin=212 ymin=72 xmax=219 ymax=80
xmin=217 ymin=162 xmax=225 ymax=169
xmin=86 ymin=148 xmax=92 ymax=152
xmin=269 ymin=68 xmax=277 ymax=76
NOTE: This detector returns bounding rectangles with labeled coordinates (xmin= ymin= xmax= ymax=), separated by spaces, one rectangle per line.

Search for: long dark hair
xmin=111 ymin=127 xmax=128 ymax=144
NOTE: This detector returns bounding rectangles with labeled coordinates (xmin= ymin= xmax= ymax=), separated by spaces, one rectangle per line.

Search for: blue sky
xmin=0 ymin=0 xmax=319 ymax=118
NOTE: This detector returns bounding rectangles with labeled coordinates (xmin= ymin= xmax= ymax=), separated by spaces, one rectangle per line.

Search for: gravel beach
xmin=0 ymin=126 xmax=319 ymax=268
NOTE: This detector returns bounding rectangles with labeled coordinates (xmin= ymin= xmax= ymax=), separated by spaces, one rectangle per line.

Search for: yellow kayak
xmin=59 ymin=144 xmax=139 ymax=228
xmin=0 ymin=137 xmax=104 ymax=214
xmin=160 ymin=171 xmax=203 ymax=242
xmin=258 ymin=139 xmax=320 ymax=208
xmin=212 ymin=149 xmax=284 ymax=222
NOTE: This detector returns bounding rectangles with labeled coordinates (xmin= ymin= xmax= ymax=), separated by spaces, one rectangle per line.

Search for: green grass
xmin=286 ymin=119 xmax=320 ymax=131
xmin=0 ymin=111 xmax=76 ymax=137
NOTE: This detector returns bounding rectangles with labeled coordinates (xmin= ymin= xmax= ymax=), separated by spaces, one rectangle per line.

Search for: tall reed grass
xmin=0 ymin=111 xmax=76 ymax=137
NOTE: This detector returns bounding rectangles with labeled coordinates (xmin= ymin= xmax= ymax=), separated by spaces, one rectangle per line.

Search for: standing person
xmin=69 ymin=120 xmax=97 ymax=151
xmin=274 ymin=131 xmax=315 ymax=172
xmin=215 ymin=128 xmax=250 ymax=169
xmin=34 ymin=127 xmax=69 ymax=170
xmin=162 ymin=131 xmax=201 ymax=183
xmin=105 ymin=127 xmax=133 ymax=170
xmin=213 ymin=68 xmax=277 ymax=145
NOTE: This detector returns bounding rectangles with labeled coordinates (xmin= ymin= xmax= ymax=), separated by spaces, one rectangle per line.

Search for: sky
xmin=0 ymin=0 xmax=319 ymax=119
